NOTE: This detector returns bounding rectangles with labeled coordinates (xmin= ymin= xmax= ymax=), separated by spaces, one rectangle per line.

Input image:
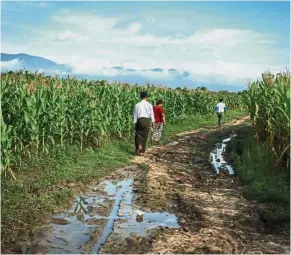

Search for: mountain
xmin=111 ymin=66 xmax=176 ymax=73
xmin=1 ymin=53 xmax=183 ymax=77
xmin=1 ymin=53 xmax=72 ymax=73
xmin=0 ymin=52 xmax=241 ymax=92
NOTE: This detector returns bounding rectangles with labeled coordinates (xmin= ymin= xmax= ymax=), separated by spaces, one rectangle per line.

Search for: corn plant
xmin=243 ymin=70 xmax=290 ymax=168
xmin=1 ymin=70 xmax=245 ymax=178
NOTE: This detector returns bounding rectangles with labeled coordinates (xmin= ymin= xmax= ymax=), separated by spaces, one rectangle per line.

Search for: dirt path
xmin=19 ymin=116 xmax=290 ymax=254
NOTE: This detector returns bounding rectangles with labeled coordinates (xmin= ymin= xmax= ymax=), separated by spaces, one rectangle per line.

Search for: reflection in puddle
xmin=118 ymin=211 xmax=179 ymax=237
xmin=209 ymin=134 xmax=236 ymax=175
xmin=92 ymin=179 xmax=133 ymax=253
xmin=92 ymin=179 xmax=179 ymax=253
xmin=29 ymin=175 xmax=179 ymax=254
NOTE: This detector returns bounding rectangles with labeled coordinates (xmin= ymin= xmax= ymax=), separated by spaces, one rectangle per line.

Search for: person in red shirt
xmin=151 ymin=99 xmax=166 ymax=143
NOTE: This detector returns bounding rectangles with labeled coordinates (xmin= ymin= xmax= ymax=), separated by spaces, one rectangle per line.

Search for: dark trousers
xmin=217 ymin=112 xmax=223 ymax=127
xmin=135 ymin=117 xmax=151 ymax=153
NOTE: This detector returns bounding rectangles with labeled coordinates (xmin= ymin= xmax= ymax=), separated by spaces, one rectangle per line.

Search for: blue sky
xmin=1 ymin=1 xmax=290 ymax=91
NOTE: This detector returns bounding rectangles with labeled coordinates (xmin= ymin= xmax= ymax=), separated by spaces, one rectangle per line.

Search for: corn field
xmin=243 ymin=70 xmax=290 ymax=168
xmin=1 ymin=71 xmax=245 ymax=177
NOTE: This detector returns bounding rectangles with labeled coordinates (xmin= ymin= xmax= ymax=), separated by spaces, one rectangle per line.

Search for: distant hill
xmin=1 ymin=53 xmax=72 ymax=73
xmin=0 ymin=53 xmax=241 ymax=92
xmin=1 ymin=53 xmax=179 ymax=75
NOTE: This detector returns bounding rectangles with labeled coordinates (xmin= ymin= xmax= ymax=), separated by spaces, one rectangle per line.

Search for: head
xmin=219 ymin=98 xmax=223 ymax=102
xmin=140 ymin=91 xmax=148 ymax=100
xmin=156 ymin=99 xmax=163 ymax=106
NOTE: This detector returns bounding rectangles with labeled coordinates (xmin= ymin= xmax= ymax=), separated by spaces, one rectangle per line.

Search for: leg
xmin=139 ymin=118 xmax=150 ymax=153
xmin=142 ymin=122 xmax=150 ymax=153
xmin=151 ymin=123 xmax=158 ymax=142
xmin=219 ymin=113 xmax=224 ymax=127
xmin=217 ymin=113 xmax=222 ymax=127
xmin=152 ymin=123 xmax=163 ymax=142
xmin=135 ymin=123 xmax=138 ymax=152
xmin=135 ymin=121 xmax=143 ymax=155
xmin=157 ymin=123 xmax=163 ymax=141
xmin=135 ymin=132 xmax=139 ymax=153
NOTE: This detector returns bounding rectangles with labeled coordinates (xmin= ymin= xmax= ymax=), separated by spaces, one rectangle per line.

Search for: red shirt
xmin=153 ymin=105 xmax=165 ymax=123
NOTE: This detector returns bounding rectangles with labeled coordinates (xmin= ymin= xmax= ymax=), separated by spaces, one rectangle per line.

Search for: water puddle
xmin=117 ymin=211 xmax=179 ymax=236
xmin=27 ymin=171 xmax=179 ymax=254
xmin=209 ymin=134 xmax=237 ymax=175
xmin=92 ymin=179 xmax=132 ymax=253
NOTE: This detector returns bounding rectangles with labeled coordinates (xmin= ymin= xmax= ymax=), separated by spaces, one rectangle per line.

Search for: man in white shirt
xmin=215 ymin=98 xmax=227 ymax=127
xmin=133 ymin=91 xmax=155 ymax=155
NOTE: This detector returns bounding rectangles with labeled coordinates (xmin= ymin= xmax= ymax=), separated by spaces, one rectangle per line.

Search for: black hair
xmin=156 ymin=99 xmax=163 ymax=105
xmin=140 ymin=91 xmax=148 ymax=99
xmin=219 ymin=98 xmax=223 ymax=102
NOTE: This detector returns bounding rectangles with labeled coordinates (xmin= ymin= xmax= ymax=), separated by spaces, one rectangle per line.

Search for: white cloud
xmin=128 ymin=22 xmax=142 ymax=34
xmin=187 ymin=61 xmax=283 ymax=85
xmin=129 ymin=69 xmax=173 ymax=80
xmin=52 ymin=11 xmax=118 ymax=32
xmin=55 ymin=30 xmax=89 ymax=42
xmin=70 ymin=57 xmax=120 ymax=76
xmin=2 ymin=10 xmax=288 ymax=88
xmin=1 ymin=59 xmax=23 ymax=71
xmin=184 ymin=29 xmax=262 ymax=47
xmin=37 ymin=2 xmax=50 ymax=8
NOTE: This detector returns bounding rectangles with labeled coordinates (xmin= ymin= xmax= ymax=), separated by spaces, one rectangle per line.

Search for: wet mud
xmin=21 ymin=166 xmax=180 ymax=254
xmin=18 ymin=117 xmax=290 ymax=254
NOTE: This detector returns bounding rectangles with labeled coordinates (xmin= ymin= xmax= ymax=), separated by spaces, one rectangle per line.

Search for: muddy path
xmin=18 ymin=116 xmax=290 ymax=254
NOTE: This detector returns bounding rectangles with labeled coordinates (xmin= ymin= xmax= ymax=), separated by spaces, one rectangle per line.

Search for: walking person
xmin=151 ymin=99 xmax=166 ymax=143
xmin=133 ymin=92 xmax=155 ymax=156
xmin=215 ymin=98 xmax=227 ymax=127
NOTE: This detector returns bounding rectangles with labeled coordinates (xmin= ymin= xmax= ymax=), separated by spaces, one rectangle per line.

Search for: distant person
xmin=151 ymin=99 xmax=166 ymax=143
xmin=215 ymin=98 xmax=227 ymax=127
xmin=133 ymin=92 xmax=155 ymax=156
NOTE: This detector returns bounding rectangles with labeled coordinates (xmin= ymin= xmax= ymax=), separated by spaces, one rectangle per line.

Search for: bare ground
xmin=10 ymin=116 xmax=290 ymax=254
xmin=102 ymin=116 xmax=290 ymax=254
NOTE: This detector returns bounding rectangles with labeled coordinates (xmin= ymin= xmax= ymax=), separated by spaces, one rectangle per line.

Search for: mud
xmin=22 ymin=166 xmax=180 ymax=254
xmin=19 ymin=116 xmax=290 ymax=254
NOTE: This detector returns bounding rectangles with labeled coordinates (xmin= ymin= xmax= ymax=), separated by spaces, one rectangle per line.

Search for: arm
xmin=133 ymin=105 xmax=138 ymax=124
xmin=224 ymin=106 xmax=227 ymax=113
xmin=160 ymin=108 xmax=166 ymax=126
xmin=162 ymin=113 xmax=166 ymax=126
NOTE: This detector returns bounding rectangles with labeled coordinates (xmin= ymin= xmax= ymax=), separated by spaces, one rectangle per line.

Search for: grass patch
xmin=1 ymin=110 xmax=246 ymax=252
xmin=140 ymin=163 xmax=149 ymax=171
xmin=1 ymin=140 xmax=135 ymax=251
xmin=163 ymin=110 xmax=247 ymax=139
xmin=229 ymin=126 xmax=290 ymax=231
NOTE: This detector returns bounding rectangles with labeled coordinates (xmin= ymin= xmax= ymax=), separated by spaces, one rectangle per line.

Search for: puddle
xmin=209 ymin=134 xmax=236 ymax=175
xmin=92 ymin=179 xmax=132 ymax=253
xmin=27 ymin=172 xmax=179 ymax=254
xmin=92 ymin=179 xmax=179 ymax=254
xmin=117 ymin=211 xmax=179 ymax=236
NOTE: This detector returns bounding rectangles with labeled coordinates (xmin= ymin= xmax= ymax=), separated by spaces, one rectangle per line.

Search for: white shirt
xmin=133 ymin=100 xmax=155 ymax=123
xmin=216 ymin=102 xmax=226 ymax=113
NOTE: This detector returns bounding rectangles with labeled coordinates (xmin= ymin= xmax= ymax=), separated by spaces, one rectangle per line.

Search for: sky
xmin=1 ymin=0 xmax=290 ymax=91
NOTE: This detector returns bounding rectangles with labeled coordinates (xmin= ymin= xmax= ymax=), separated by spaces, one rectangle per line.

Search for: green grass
xmin=1 ymin=110 xmax=246 ymax=252
xmin=140 ymin=163 xmax=150 ymax=171
xmin=1 ymin=141 xmax=135 ymax=250
xmin=163 ymin=110 xmax=247 ymax=138
xmin=229 ymin=126 xmax=290 ymax=231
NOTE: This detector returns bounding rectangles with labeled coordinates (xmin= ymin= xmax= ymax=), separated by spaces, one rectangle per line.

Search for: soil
xmin=12 ymin=117 xmax=290 ymax=254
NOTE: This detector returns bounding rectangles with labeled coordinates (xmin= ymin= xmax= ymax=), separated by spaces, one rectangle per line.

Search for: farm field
xmin=1 ymin=71 xmax=290 ymax=254
xmin=1 ymin=71 xmax=246 ymax=176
